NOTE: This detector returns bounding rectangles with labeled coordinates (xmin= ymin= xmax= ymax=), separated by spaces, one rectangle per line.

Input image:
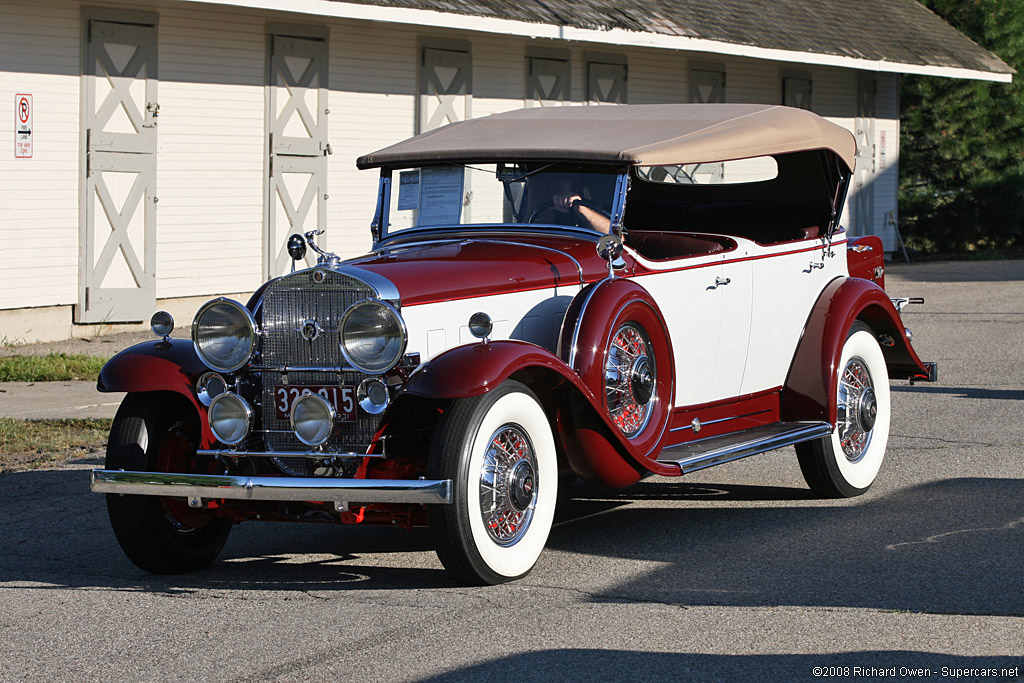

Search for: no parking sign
xmin=15 ymin=94 xmax=32 ymax=158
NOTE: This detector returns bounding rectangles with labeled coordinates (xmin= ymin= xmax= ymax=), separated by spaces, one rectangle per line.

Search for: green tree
xmin=900 ymin=0 xmax=1024 ymax=255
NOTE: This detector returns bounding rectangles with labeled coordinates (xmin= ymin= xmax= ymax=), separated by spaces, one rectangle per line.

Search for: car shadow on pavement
xmin=891 ymin=384 xmax=1024 ymax=401
xmin=418 ymin=650 xmax=1022 ymax=682
xmin=0 ymin=466 xmax=1020 ymax=615
xmin=548 ymin=476 xmax=1024 ymax=617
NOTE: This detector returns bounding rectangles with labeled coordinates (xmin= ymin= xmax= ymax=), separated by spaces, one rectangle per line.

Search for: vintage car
xmin=91 ymin=104 xmax=936 ymax=585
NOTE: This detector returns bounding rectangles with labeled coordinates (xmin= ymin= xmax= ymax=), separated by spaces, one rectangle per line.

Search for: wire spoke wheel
xmin=428 ymin=380 xmax=557 ymax=585
xmin=606 ymin=323 xmax=656 ymax=437
xmin=796 ymin=322 xmax=890 ymax=498
xmin=479 ymin=425 xmax=538 ymax=546
xmin=837 ymin=358 xmax=877 ymax=462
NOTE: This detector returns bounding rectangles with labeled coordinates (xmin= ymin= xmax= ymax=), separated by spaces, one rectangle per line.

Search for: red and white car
xmin=91 ymin=104 xmax=936 ymax=585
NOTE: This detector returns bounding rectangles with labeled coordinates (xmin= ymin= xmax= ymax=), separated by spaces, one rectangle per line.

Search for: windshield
xmin=379 ymin=163 xmax=621 ymax=237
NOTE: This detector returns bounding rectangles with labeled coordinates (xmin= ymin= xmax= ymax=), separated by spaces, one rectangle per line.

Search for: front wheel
xmin=428 ymin=381 xmax=558 ymax=585
xmin=105 ymin=394 xmax=231 ymax=574
xmin=796 ymin=321 xmax=891 ymax=498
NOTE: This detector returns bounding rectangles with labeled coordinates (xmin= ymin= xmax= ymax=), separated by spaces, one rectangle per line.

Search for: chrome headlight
xmin=339 ymin=300 xmax=407 ymax=375
xmin=290 ymin=393 xmax=336 ymax=446
xmin=208 ymin=393 xmax=253 ymax=445
xmin=192 ymin=298 xmax=258 ymax=373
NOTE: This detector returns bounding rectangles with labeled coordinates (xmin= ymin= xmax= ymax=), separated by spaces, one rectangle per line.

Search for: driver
xmin=525 ymin=172 xmax=611 ymax=234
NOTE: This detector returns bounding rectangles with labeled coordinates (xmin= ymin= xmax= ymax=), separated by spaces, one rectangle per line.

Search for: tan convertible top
xmin=356 ymin=104 xmax=856 ymax=171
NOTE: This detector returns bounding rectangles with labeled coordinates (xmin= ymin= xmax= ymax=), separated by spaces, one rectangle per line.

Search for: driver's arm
xmin=553 ymin=193 xmax=612 ymax=234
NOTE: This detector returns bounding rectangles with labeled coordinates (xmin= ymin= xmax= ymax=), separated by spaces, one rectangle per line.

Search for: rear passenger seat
xmin=628 ymin=231 xmax=724 ymax=261
xmin=624 ymin=200 xmax=822 ymax=245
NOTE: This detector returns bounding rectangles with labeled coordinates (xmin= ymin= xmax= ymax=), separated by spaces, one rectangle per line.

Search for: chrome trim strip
xmin=338 ymin=265 xmax=401 ymax=306
xmin=567 ymin=278 xmax=610 ymax=370
xmin=197 ymin=449 xmax=383 ymax=459
xmin=250 ymin=365 xmax=356 ymax=373
xmin=91 ymin=470 xmax=452 ymax=505
xmin=668 ymin=409 xmax=771 ymax=432
xmin=463 ymin=239 xmax=586 ymax=288
xmin=659 ymin=421 xmax=833 ymax=474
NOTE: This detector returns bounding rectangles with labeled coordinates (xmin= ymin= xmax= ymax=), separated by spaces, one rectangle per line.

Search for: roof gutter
xmin=174 ymin=0 xmax=1014 ymax=83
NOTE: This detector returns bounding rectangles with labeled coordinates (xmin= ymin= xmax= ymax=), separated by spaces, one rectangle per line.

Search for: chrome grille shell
xmin=258 ymin=268 xmax=388 ymax=456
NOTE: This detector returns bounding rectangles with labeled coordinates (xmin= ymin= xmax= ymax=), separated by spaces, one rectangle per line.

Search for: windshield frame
xmin=370 ymin=162 xmax=630 ymax=245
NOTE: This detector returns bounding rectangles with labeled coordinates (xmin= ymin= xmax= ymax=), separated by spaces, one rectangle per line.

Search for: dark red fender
xmin=558 ymin=277 xmax=675 ymax=462
xmin=402 ymin=338 xmax=669 ymax=487
xmin=781 ymin=276 xmax=933 ymax=425
xmin=97 ymin=338 xmax=213 ymax=446
xmin=846 ymin=235 xmax=885 ymax=288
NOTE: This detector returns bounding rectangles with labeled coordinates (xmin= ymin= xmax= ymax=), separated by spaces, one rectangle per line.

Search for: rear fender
xmin=846 ymin=235 xmax=885 ymax=288
xmin=97 ymin=338 xmax=212 ymax=443
xmin=401 ymin=339 xmax=652 ymax=487
xmin=782 ymin=276 xmax=932 ymax=424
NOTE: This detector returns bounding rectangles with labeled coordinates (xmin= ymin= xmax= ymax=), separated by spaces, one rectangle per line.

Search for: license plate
xmin=274 ymin=384 xmax=357 ymax=422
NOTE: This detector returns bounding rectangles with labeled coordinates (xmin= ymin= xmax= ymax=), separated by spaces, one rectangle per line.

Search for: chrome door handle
xmin=715 ymin=277 xmax=731 ymax=286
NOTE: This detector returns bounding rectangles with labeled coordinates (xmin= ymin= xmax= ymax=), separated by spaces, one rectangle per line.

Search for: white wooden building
xmin=0 ymin=0 xmax=1013 ymax=341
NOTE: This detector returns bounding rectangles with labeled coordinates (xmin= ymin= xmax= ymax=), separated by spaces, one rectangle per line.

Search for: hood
xmin=345 ymin=236 xmax=605 ymax=307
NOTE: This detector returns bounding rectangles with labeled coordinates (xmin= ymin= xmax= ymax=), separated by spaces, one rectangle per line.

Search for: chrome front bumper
xmin=90 ymin=470 xmax=452 ymax=506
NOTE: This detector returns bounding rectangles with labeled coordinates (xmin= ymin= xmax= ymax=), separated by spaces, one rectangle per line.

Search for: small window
xmin=637 ymin=156 xmax=779 ymax=185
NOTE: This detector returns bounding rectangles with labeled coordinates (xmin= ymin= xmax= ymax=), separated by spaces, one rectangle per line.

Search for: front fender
xmin=782 ymin=277 xmax=932 ymax=424
xmin=98 ymin=339 xmax=210 ymax=440
xmin=401 ymin=340 xmax=654 ymax=487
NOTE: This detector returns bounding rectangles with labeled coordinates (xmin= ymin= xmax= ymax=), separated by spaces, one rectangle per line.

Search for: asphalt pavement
xmin=0 ymin=259 xmax=1021 ymax=682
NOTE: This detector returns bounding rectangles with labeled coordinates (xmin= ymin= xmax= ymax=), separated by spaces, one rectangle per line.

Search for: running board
xmin=657 ymin=421 xmax=833 ymax=475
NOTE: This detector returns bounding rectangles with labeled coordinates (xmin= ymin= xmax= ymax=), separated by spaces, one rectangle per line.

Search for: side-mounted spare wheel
xmin=797 ymin=321 xmax=891 ymax=497
xmin=427 ymin=380 xmax=558 ymax=585
xmin=105 ymin=393 xmax=231 ymax=574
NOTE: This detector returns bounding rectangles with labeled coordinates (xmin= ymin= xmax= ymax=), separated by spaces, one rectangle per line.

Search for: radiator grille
xmin=258 ymin=269 xmax=382 ymax=462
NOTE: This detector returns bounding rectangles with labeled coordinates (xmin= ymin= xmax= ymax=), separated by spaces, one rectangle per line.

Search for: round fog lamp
xmin=196 ymin=372 xmax=227 ymax=406
xmin=358 ymin=378 xmax=390 ymax=415
xmin=291 ymin=393 xmax=336 ymax=447
xmin=151 ymin=311 xmax=174 ymax=338
xmin=208 ymin=393 xmax=253 ymax=446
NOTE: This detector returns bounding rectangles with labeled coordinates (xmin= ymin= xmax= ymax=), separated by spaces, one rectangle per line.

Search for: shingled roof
xmin=330 ymin=0 xmax=1014 ymax=80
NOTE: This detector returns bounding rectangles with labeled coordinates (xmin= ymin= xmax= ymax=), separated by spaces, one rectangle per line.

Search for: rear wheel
xmin=428 ymin=381 xmax=557 ymax=585
xmin=105 ymin=394 xmax=231 ymax=574
xmin=797 ymin=322 xmax=891 ymax=497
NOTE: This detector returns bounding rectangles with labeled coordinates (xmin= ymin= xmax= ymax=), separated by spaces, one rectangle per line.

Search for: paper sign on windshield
xmin=417 ymin=166 xmax=464 ymax=226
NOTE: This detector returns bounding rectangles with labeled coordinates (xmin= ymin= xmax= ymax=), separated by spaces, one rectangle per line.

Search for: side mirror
xmin=596 ymin=234 xmax=625 ymax=277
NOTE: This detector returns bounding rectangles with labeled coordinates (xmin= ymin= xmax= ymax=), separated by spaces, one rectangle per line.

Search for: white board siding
xmin=0 ymin=0 xmax=906 ymax=323
xmin=154 ymin=3 xmax=266 ymax=298
xmin=0 ymin=0 xmax=81 ymax=310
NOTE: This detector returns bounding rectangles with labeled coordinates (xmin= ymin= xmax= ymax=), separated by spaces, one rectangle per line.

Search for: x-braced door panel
xmin=79 ymin=18 xmax=158 ymax=323
xmin=587 ymin=62 xmax=627 ymax=105
xmin=83 ymin=151 xmax=157 ymax=323
xmin=420 ymin=47 xmax=471 ymax=132
xmin=269 ymin=155 xmax=327 ymax=277
xmin=527 ymin=57 xmax=569 ymax=107
xmin=267 ymin=34 xmax=328 ymax=278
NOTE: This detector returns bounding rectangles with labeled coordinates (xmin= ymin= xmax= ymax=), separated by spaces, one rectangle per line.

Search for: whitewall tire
xmin=428 ymin=380 xmax=558 ymax=585
xmin=797 ymin=321 xmax=891 ymax=497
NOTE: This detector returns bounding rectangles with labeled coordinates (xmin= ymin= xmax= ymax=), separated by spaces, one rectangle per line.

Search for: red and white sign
xmin=15 ymin=94 xmax=32 ymax=158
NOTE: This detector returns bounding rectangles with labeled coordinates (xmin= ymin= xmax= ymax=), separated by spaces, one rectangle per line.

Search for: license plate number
xmin=274 ymin=385 xmax=357 ymax=422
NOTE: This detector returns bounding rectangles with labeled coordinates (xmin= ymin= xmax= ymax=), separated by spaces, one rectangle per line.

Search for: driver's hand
xmin=553 ymin=193 xmax=582 ymax=213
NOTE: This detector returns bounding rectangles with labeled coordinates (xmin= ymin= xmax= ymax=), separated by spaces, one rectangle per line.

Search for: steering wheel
xmin=527 ymin=198 xmax=607 ymax=225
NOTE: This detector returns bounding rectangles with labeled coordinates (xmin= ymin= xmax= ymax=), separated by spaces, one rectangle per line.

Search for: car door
xmin=740 ymin=240 xmax=837 ymax=395
xmin=631 ymin=253 xmax=725 ymax=408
